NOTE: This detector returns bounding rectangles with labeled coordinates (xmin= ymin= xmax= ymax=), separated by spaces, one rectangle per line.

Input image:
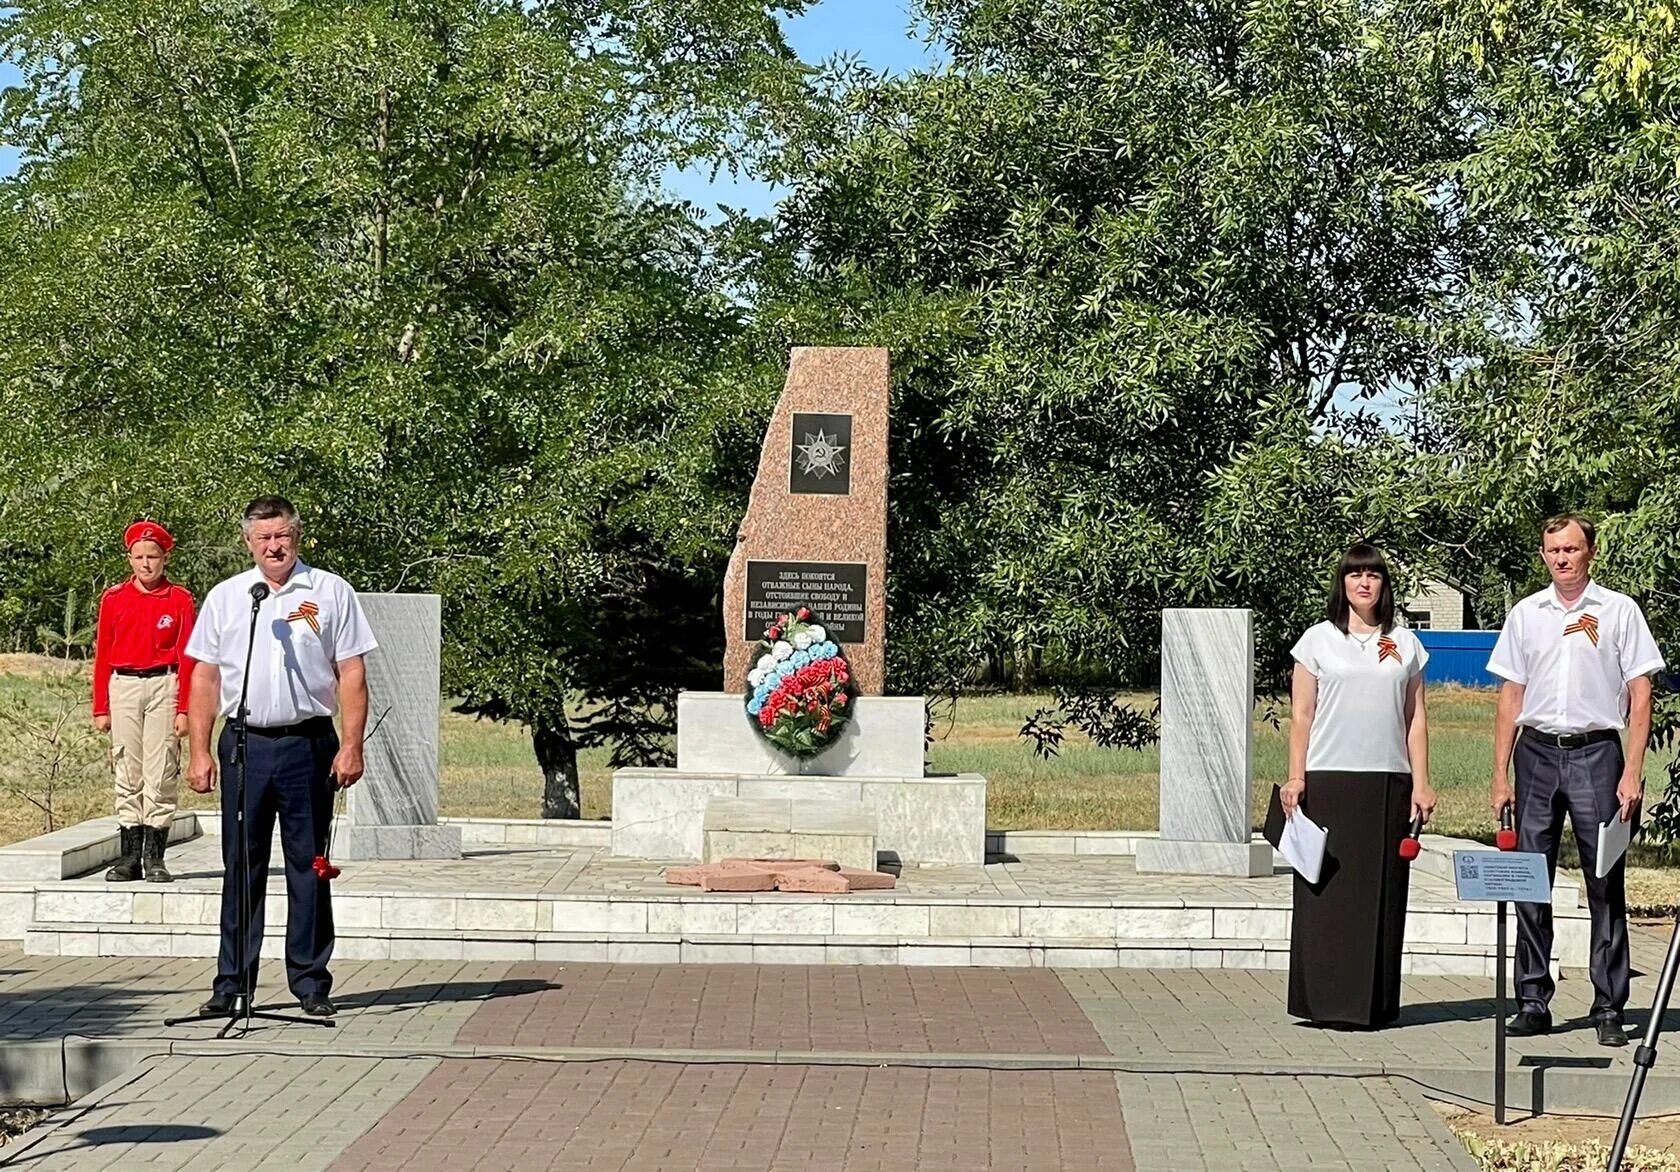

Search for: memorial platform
xmin=0 ymin=814 xmax=1588 ymax=974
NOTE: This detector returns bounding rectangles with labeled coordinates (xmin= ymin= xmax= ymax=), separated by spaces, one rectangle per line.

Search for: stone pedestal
xmin=676 ymin=691 xmax=925 ymax=777
xmin=1135 ymin=609 xmax=1270 ymax=878
xmin=703 ymin=797 xmax=879 ymax=871
xmin=333 ymin=593 xmax=462 ymax=862
xmin=612 ymin=768 xmax=984 ymax=865
xmin=612 ymin=693 xmax=985 ymax=864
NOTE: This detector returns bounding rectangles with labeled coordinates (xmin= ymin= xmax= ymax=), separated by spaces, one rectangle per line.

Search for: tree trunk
xmin=533 ymin=711 xmax=581 ymax=820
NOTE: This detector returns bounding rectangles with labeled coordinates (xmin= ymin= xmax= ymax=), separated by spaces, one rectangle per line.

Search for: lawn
xmin=5 ymin=655 xmax=1677 ymax=903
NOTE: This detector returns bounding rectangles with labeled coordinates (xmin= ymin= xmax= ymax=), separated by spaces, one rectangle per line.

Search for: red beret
xmin=123 ymin=521 xmax=174 ymax=553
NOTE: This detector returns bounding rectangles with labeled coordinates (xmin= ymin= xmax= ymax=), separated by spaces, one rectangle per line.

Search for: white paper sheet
xmin=1596 ymin=814 xmax=1633 ymax=879
xmin=1279 ymin=810 xmax=1328 ymax=884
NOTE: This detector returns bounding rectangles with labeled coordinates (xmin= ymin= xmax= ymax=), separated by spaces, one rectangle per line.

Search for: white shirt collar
xmin=241 ymin=560 xmax=315 ymax=597
xmin=1539 ymin=579 xmax=1604 ymax=613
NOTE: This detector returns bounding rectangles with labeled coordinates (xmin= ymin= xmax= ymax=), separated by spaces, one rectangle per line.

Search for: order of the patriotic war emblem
xmin=788 ymin=412 xmax=853 ymax=495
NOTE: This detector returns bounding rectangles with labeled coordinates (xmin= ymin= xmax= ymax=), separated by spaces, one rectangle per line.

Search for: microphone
xmin=1399 ymin=815 xmax=1424 ymax=860
xmin=250 ymin=582 xmax=270 ymax=601
xmin=1497 ymin=803 xmax=1518 ymax=851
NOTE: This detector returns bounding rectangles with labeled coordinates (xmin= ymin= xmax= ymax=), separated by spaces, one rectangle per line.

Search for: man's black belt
xmin=246 ymin=716 xmax=334 ymax=739
xmin=112 ymin=665 xmax=175 ymax=678
xmin=1523 ymin=728 xmax=1620 ymax=750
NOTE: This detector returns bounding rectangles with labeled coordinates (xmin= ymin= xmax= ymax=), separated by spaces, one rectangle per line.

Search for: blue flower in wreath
xmin=792 ymin=649 xmax=811 ymax=668
xmin=747 ymin=697 xmax=764 ymax=716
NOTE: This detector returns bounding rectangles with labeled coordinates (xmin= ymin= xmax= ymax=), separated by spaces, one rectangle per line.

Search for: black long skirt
xmin=1287 ymin=770 xmax=1413 ymax=1028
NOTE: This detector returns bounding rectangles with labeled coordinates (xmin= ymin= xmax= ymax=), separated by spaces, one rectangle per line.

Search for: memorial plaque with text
xmin=744 ymin=560 xmax=868 ymax=643
xmin=788 ymin=412 xmax=853 ymax=495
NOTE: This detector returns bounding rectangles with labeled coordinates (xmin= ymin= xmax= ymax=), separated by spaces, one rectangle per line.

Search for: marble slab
xmin=343 ymin=593 xmax=461 ymax=860
xmin=676 ymin=691 xmax=926 ymax=777
xmin=612 ymin=769 xmax=986 ymax=864
xmin=1136 ymin=609 xmax=1265 ymax=877
xmin=332 ymin=825 xmax=464 ymax=862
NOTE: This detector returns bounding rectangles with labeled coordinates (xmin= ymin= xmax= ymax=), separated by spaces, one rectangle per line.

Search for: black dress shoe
xmin=1506 ymin=1010 xmax=1552 ymax=1036
xmin=299 ymin=994 xmax=336 ymax=1017
xmin=1596 ymin=1018 xmax=1630 ymax=1047
xmin=201 ymin=992 xmax=237 ymax=1015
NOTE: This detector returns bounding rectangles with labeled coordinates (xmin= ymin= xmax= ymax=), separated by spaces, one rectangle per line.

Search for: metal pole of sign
xmin=1496 ymin=899 xmax=1507 ymax=1126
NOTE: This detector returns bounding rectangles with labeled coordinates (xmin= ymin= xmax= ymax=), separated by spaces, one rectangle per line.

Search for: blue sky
xmin=0 ymin=0 xmax=936 ymax=212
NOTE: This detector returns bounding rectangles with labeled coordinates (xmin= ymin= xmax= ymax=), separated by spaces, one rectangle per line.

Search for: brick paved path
xmin=455 ymin=963 xmax=1109 ymax=1053
xmin=3 ymin=1054 xmax=436 ymax=1172
xmin=330 ymin=1062 xmax=1136 ymax=1172
xmin=0 ymin=947 xmax=1529 ymax=1170
xmin=1116 ymin=1073 xmax=1473 ymax=1172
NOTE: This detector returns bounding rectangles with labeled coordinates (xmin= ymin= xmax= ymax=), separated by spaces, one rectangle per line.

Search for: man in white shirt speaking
xmin=1488 ymin=513 xmax=1664 ymax=1047
xmin=184 ymin=495 xmax=378 ymax=1018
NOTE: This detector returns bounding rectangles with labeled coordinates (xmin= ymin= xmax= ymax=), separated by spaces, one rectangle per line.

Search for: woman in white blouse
xmin=1282 ymin=543 xmax=1437 ymax=1028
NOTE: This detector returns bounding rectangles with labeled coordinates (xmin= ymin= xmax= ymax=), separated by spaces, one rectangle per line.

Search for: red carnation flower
xmin=797 ymin=607 xmax=811 ymax=621
xmin=311 ymin=855 xmax=341 ymax=881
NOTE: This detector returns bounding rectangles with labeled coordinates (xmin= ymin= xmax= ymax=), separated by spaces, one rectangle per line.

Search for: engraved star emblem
xmin=795 ymin=429 xmax=847 ymax=479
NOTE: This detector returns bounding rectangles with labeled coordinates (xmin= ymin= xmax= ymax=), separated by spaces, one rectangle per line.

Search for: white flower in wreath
xmin=772 ymin=640 xmax=793 ymax=661
xmin=793 ymin=631 xmax=813 ymax=651
xmin=756 ymin=653 xmax=776 ymax=673
xmin=748 ymin=668 xmax=766 ymax=689
xmin=806 ymin=624 xmax=827 ymax=643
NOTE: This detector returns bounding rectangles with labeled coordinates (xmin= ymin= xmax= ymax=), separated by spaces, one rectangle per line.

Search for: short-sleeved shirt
xmin=1291 ymin=621 xmax=1428 ymax=773
xmin=185 ymin=561 xmax=378 ymax=726
xmin=1486 ymin=580 xmax=1664 ymax=734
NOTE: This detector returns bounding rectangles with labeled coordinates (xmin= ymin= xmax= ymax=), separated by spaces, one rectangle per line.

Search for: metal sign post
xmin=1454 ymin=850 xmax=1553 ymax=1125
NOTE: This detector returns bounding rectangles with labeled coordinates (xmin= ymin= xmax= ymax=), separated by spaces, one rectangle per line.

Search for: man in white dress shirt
xmin=185 ymin=495 xmax=378 ymax=1018
xmin=1488 ymin=513 xmax=1664 ymax=1046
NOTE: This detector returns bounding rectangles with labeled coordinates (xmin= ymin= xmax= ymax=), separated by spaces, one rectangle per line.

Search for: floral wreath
xmin=745 ymin=606 xmax=854 ymax=757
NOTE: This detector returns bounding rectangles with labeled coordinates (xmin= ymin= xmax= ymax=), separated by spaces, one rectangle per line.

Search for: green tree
xmin=757 ymin=0 xmax=1489 ymax=699
xmin=1428 ymin=0 xmax=1680 ymax=832
xmin=0 ymin=0 xmax=808 ymax=815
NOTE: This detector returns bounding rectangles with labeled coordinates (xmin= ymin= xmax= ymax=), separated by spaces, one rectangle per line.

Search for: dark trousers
xmin=1514 ymin=732 xmax=1629 ymax=1019
xmin=214 ymin=719 xmax=338 ymax=999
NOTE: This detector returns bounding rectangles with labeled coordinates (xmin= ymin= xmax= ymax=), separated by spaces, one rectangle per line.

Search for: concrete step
xmin=21 ymin=919 xmax=1526 ymax=975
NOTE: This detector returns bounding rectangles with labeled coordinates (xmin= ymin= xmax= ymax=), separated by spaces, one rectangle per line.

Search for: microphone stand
xmin=165 ymin=582 xmax=329 ymax=1036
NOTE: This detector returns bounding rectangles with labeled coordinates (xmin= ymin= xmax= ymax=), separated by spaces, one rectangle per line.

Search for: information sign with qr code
xmin=1452 ymin=851 xmax=1552 ymax=903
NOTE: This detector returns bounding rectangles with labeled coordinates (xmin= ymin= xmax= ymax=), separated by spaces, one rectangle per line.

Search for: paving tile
xmin=328 ymin=1061 xmax=1136 ymax=1172
xmin=453 ymin=962 xmax=1110 ymax=1054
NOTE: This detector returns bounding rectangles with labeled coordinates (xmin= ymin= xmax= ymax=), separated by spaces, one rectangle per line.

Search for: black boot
xmin=105 ymin=825 xmax=142 ymax=882
xmin=142 ymin=825 xmax=173 ymax=884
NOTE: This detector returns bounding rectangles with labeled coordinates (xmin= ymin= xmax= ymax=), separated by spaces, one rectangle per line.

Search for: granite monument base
xmin=1134 ymin=838 xmax=1273 ymax=878
xmin=612 ymin=769 xmax=985 ymax=865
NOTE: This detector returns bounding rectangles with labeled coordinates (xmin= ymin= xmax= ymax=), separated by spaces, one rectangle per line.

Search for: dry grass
xmin=1435 ymin=1102 xmax=1680 ymax=1171
xmin=5 ymin=655 xmax=1679 ymax=903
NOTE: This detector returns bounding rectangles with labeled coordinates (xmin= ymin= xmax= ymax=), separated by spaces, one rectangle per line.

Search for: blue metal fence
xmin=1415 ymin=629 xmax=1500 ymax=689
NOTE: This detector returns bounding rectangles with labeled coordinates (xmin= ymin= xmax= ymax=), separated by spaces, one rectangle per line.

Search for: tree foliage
xmin=759 ymin=0 xmax=1488 ymax=700
xmin=0 ymin=0 xmax=808 ymax=814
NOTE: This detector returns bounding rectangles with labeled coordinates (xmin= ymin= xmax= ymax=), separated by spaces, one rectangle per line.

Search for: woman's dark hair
xmin=1326 ymin=543 xmax=1396 ymax=634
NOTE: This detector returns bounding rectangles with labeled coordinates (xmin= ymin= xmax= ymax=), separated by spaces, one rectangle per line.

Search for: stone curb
xmin=11 ymin=1034 xmax=1666 ymax=1117
xmin=0 ymin=1037 xmax=164 ymax=1107
xmin=0 ymin=1043 xmax=164 ymax=1165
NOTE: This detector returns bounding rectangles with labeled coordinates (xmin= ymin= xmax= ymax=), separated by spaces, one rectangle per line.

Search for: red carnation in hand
xmin=312 ymin=855 xmax=341 ymax=881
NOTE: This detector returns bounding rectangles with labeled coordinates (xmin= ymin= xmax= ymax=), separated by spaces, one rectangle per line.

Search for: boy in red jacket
xmin=92 ymin=521 xmax=196 ymax=882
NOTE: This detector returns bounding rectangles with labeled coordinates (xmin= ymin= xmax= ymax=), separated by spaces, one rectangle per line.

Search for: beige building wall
xmin=1401 ymin=579 xmax=1467 ymax=631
